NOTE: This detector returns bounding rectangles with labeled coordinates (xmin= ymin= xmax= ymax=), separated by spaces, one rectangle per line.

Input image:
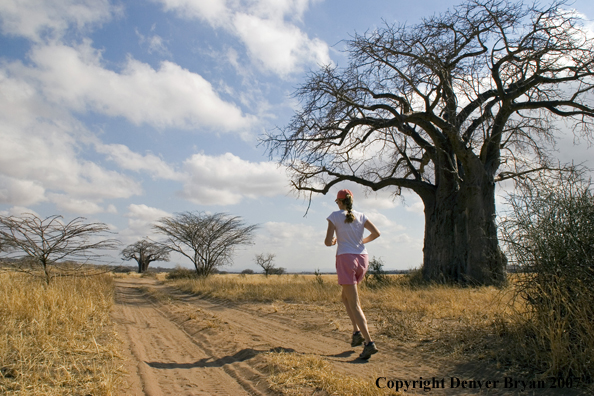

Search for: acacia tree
xmin=264 ymin=0 xmax=594 ymax=285
xmin=121 ymin=238 xmax=170 ymax=273
xmin=154 ymin=212 xmax=258 ymax=277
xmin=0 ymin=214 xmax=120 ymax=284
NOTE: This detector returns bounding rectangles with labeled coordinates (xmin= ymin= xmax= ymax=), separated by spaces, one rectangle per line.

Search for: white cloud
xmin=158 ymin=0 xmax=230 ymax=25
xmin=136 ymin=28 xmax=171 ymax=56
xmin=0 ymin=68 xmax=142 ymax=212
xmin=155 ymin=0 xmax=331 ymax=75
xmin=374 ymin=232 xmax=423 ymax=252
xmin=256 ymin=221 xmax=324 ymax=249
xmin=0 ymin=206 xmax=40 ymax=217
xmin=0 ymin=0 xmax=116 ymax=41
xmin=126 ymin=203 xmax=171 ymax=222
xmin=400 ymin=193 xmax=424 ymax=214
xmin=241 ymin=220 xmax=334 ymax=272
xmin=120 ymin=204 xmax=172 ymax=243
xmin=361 ymin=210 xmax=397 ymax=229
xmin=96 ymin=143 xmax=183 ymax=181
xmin=180 ymin=152 xmax=289 ymax=205
xmin=47 ymin=193 xmax=105 ymax=214
xmin=17 ymin=42 xmax=255 ymax=132
xmin=0 ymin=176 xmax=46 ymax=206
xmin=233 ymin=13 xmax=330 ymax=76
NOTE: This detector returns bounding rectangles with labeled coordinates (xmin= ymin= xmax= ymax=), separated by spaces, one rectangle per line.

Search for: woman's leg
xmin=341 ymin=287 xmax=359 ymax=333
xmin=341 ymin=284 xmax=372 ymax=343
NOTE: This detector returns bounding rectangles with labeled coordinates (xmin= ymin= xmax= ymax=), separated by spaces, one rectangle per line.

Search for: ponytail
xmin=342 ymin=195 xmax=355 ymax=223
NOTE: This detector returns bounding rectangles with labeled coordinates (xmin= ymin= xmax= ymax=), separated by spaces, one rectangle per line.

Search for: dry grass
xmin=368 ymin=282 xmax=518 ymax=357
xmin=505 ymin=274 xmax=594 ymax=380
xmin=169 ymin=273 xmax=342 ymax=303
xmin=265 ymin=351 xmax=396 ymax=396
xmin=0 ymin=272 xmax=123 ymax=395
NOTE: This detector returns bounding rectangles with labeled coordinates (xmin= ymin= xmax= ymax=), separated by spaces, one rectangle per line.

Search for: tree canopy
xmin=154 ymin=212 xmax=258 ymax=277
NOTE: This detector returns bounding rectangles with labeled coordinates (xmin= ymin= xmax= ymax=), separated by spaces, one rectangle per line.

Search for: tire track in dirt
xmin=112 ymin=279 xmax=265 ymax=396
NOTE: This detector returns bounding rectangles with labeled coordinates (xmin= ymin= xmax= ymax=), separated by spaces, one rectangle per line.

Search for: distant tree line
xmin=0 ymin=211 xmax=258 ymax=282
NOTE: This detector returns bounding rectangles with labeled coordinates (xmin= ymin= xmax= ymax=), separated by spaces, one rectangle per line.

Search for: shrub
xmin=313 ymin=269 xmax=324 ymax=286
xmin=500 ymin=169 xmax=594 ymax=380
xmin=269 ymin=267 xmax=286 ymax=275
xmin=364 ymin=257 xmax=390 ymax=288
xmin=165 ymin=266 xmax=198 ymax=280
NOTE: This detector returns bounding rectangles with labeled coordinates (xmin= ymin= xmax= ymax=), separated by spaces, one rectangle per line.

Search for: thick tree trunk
xmin=137 ymin=253 xmax=150 ymax=273
xmin=421 ymin=163 xmax=506 ymax=285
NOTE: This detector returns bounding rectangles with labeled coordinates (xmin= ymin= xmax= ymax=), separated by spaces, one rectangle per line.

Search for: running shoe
xmin=359 ymin=341 xmax=378 ymax=359
xmin=351 ymin=331 xmax=364 ymax=347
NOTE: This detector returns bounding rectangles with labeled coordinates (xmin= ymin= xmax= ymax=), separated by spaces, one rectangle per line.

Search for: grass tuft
xmin=265 ymin=351 xmax=394 ymax=395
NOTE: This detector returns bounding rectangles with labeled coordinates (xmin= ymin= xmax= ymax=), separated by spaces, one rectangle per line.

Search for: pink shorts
xmin=335 ymin=254 xmax=369 ymax=285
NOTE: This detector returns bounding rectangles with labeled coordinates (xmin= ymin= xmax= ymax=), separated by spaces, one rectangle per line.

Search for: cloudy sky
xmin=1 ymin=0 xmax=593 ymax=273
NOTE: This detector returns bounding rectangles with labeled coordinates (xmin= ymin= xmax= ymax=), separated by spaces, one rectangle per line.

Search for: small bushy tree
xmin=365 ymin=257 xmax=389 ymax=287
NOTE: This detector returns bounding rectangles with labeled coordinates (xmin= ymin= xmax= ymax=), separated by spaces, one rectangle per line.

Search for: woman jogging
xmin=325 ymin=189 xmax=380 ymax=359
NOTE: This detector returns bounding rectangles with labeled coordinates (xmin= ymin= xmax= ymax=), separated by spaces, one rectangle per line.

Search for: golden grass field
xmin=0 ymin=272 xmax=123 ymax=395
xmin=1 ymin=270 xmax=592 ymax=395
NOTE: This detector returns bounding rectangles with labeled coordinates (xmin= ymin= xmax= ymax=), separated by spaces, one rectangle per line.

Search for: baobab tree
xmin=121 ymin=238 xmax=170 ymax=273
xmin=0 ymin=214 xmax=119 ymax=284
xmin=154 ymin=212 xmax=257 ymax=277
xmin=264 ymin=0 xmax=594 ymax=285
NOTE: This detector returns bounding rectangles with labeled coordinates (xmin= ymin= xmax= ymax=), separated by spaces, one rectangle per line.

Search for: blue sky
xmin=1 ymin=0 xmax=593 ymax=273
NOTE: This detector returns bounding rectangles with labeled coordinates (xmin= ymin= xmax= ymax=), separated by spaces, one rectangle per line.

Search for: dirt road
xmin=111 ymin=278 xmax=588 ymax=396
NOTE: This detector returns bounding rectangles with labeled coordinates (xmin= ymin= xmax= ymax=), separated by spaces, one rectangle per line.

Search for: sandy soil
xmin=111 ymin=278 xmax=589 ymax=396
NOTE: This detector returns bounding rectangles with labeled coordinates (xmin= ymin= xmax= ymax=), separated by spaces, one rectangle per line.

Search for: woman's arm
xmin=325 ymin=220 xmax=337 ymax=246
xmin=362 ymin=219 xmax=380 ymax=244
